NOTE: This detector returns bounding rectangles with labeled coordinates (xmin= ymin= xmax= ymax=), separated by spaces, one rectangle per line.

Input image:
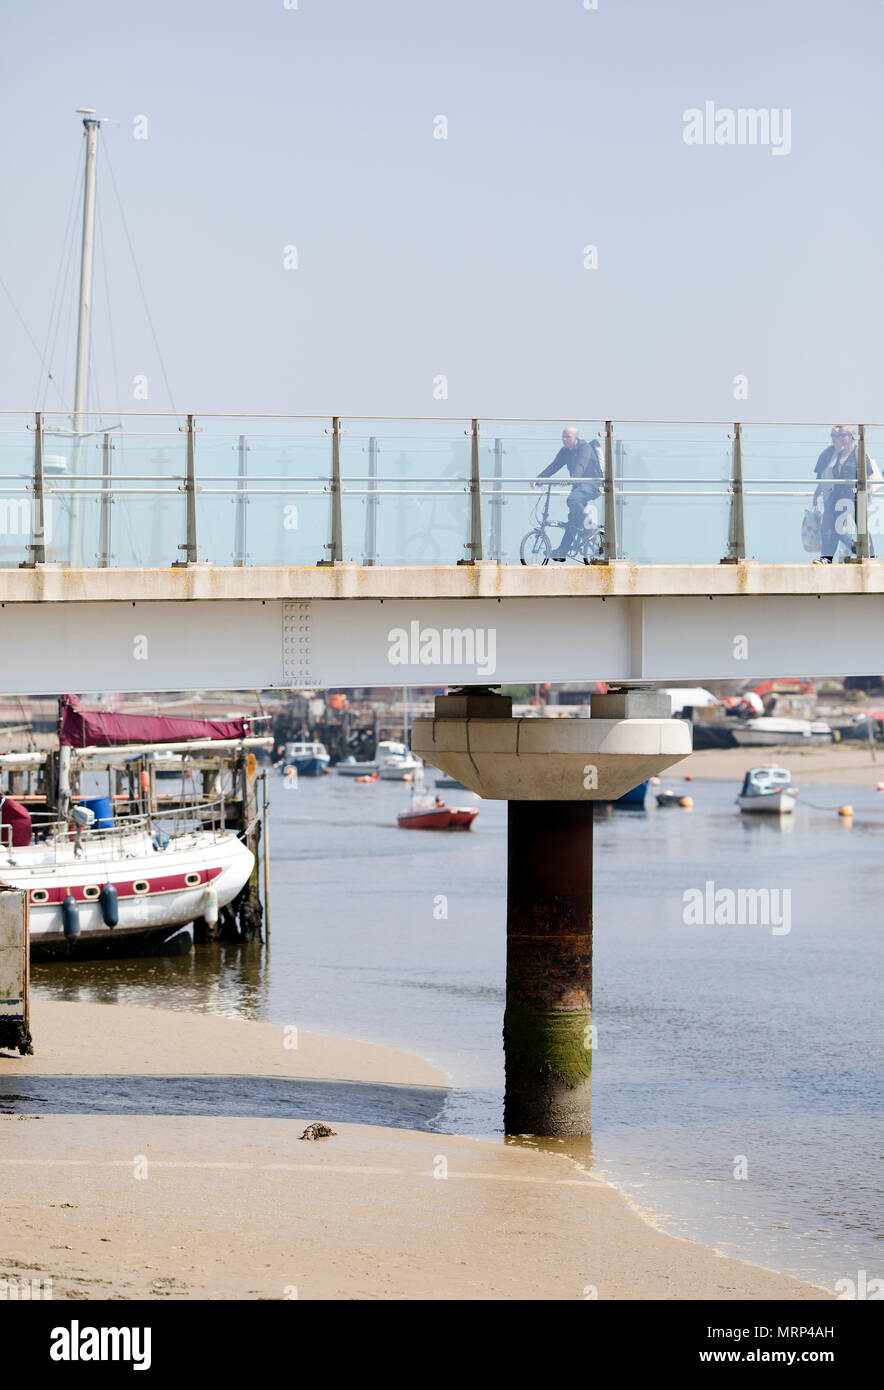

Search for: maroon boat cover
xmin=0 ymin=796 xmax=32 ymax=848
xmin=59 ymin=696 xmax=251 ymax=748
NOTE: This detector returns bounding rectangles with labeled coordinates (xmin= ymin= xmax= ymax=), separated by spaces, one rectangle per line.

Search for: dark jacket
xmin=815 ymin=445 xmax=859 ymax=505
xmin=538 ymin=439 xmax=603 ymax=485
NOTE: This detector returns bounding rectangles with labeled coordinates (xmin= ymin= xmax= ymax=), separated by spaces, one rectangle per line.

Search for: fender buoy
xmin=203 ymin=885 xmax=219 ymax=926
xmin=62 ymin=892 xmax=81 ymax=939
xmin=140 ymin=770 xmax=150 ymax=791
xmin=99 ymin=882 xmax=119 ymax=928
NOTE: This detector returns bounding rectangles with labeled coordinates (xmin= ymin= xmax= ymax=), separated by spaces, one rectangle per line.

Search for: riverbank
xmin=675 ymin=741 xmax=884 ymax=786
xmin=0 ymin=1001 xmax=830 ymax=1300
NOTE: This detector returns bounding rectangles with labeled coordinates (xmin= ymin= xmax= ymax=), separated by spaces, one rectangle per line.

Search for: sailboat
xmin=0 ymin=121 xmax=258 ymax=957
xmin=0 ymin=698 xmax=258 ymax=959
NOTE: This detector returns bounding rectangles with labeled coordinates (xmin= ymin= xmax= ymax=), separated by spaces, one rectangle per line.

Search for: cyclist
xmin=533 ymin=427 xmax=602 ymax=560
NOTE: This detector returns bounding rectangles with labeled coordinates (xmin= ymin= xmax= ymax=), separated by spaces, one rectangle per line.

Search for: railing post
xmin=851 ymin=423 xmax=870 ymax=563
xmin=722 ymin=422 xmax=746 ymax=563
xmin=595 ymin=420 xmax=618 ymax=562
xmin=458 ymin=418 xmax=483 ymax=564
xmin=97 ymin=431 xmax=113 ymax=567
xmin=318 ymin=416 xmax=342 ymax=565
xmin=234 ymin=433 xmax=248 ymax=566
xmin=22 ymin=411 xmax=46 ymax=567
xmin=173 ymin=414 xmax=198 ymax=566
xmin=363 ymin=435 xmax=378 ymax=566
xmin=490 ymin=437 xmax=504 ymax=561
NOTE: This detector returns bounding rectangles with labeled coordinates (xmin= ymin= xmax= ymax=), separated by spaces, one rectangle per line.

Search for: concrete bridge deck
xmin=0 ymin=561 xmax=881 ymax=694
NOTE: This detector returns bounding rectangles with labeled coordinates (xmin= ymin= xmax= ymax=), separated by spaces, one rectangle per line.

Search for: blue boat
xmin=280 ymin=741 xmax=330 ymax=776
xmin=600 ymin=779 xmax=649 ymax=807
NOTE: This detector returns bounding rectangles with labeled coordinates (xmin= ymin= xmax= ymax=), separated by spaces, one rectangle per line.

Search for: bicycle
xmin=519 ymin=482 xmax=604 ymax=564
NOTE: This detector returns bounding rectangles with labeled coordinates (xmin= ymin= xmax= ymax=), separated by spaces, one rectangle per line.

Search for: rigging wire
xmin=0 ymin=271 xmax=68 ymax=409
xmin=96 ymin=188 xmax=122 ymax=418
xmin=103 ymin=145 xmax=177 ymax=415
xmin=38 ymin=148 xmax=83 ymax=413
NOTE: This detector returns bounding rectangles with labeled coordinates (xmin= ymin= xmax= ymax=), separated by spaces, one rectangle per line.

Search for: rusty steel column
xmin=504 ymin=799 xmax=593 ymax=1136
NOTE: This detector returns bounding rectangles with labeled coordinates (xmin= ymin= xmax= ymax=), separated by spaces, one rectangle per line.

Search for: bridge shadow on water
xmin=0 ymin=1074 xmax=453 ymax=1132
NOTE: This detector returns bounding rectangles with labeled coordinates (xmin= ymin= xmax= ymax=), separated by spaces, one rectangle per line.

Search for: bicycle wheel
xmin=520 ymin=528 xmax=552 ymax=563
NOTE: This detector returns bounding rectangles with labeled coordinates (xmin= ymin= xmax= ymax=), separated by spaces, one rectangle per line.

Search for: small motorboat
xmin=737 ymin=766 xmax=797 ymax=815
xmin=655 ymin=788 xmax=685 ymax=808
xmin=336 ymin=755 xmax=378 ymax=777
xmin=378 ymin=741 xmax=423 ymax=781
xmin=397 ymin=795 xmax=478 ymax=831
xmin=279 ymin=741 xmax=330 ymax=776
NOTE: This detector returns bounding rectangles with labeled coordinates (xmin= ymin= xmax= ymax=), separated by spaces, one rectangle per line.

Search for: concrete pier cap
xmin=411 ymin=687 xmax=692 ymax=800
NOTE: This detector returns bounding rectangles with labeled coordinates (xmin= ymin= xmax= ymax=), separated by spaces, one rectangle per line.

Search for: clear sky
xmin=1 ymin=0 xmax=881 ymax=423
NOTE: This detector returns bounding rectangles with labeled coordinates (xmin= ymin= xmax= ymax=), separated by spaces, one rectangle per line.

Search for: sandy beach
xmin=0 ymin=1000 xmax=831 ymax=1300
xmin=673 ymin=740 xmax=884 ymax=787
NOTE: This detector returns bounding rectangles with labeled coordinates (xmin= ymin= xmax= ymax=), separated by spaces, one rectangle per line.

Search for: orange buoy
xmin=684 ymin=773 xmax=693 ymax=782
xmin=650 ymin=776 xmax=660 ymax=786
xmin=838 ymin=805 xmax=853 ymax=818
xmin=877 ymin=782 xmax=884 ymax=792
xmin=679 ymin=796 xmax=693 ymax=808
xmin=140 ymin=770 xmax=150 ymax=790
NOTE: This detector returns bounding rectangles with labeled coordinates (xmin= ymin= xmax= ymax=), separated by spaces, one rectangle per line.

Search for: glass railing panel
xmin=339 ymin=419 xmax=471 ymax=565
xmin=854 ymin=427 xmax=882 ymax=561
xmin=41 ymin=413 xmax=187 ymax=566
xmin=612 ymin=422 xmax=732 ymax=564
xmin=0 ymin=413 xmax=38 ymax=567
xmin=195 ymin=417 xmax=332 ymax=566
xmin=741 ymin=424 xmax=850 ymax=563
xmin=479 ymin=420 xmax=605 ymax=563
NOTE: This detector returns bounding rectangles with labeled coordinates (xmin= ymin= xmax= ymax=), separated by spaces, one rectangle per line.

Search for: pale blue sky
xmin=1 ymin=0 xmax=881 ymax=422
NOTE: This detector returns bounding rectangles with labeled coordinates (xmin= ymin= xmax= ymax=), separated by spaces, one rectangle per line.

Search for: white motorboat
xmin=737 ymin=766 xmax=797 ymax=814
xmin=376 ymin=741 xmax=423 ymax=781
xmin=731 ymin=717 xmax=832 ymax=747
xmin=336 ymin=755 xmax=378 ymax=777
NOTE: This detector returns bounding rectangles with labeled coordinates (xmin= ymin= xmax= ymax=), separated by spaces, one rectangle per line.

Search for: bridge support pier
xmin=412 ymin=687 xmax=692 ymax=1137
xmin=505 ymin=799 xmax=593 ymax=1135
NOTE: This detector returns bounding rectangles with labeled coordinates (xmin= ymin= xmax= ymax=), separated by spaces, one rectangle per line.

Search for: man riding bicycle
xmin=533 ymin=427 xmax=603 ymax=560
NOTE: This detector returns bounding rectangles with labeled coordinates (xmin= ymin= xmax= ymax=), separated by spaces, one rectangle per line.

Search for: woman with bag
xmin=811 ymin=426 xmax=857 ymax=563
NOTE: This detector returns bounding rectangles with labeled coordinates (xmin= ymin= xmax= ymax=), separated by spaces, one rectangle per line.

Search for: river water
xmin=31 ymin=770 xmax=882 ymax=1291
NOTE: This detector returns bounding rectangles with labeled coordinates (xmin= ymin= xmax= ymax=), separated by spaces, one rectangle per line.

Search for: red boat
xmin=397 ymin=796 xmax=478 ymax=831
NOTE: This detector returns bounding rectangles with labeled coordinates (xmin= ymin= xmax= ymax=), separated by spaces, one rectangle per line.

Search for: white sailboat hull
xmin=1 ymin=829 xmax=254 ymax=956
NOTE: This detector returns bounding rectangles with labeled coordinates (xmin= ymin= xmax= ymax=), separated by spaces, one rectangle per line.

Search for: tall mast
xmin=73 ymin=109 xmax=101 ymax=429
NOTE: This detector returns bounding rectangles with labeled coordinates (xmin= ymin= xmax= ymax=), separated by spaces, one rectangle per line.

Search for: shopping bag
xmin=801 ymin=507 xmax=821 ymax=553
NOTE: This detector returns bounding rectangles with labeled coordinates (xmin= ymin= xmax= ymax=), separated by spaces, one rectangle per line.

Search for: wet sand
xmin=0 ymin=1001 xmax=832 ymax=1300
xmin=674 ymin=741 xmax=884 ymax=786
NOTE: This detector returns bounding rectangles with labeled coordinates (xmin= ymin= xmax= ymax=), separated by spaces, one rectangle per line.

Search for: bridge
xmin=3 ymin=410 xmax=880 ymax=1135
xmin=0 ymin=412 xmax=881 ymax=693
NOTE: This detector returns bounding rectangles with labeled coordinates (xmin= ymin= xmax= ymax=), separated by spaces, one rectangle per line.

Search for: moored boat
xmin=378 ymin=741 xmax=423 ymax=781
xmin=731 ymin=717 xmax=832 ymax=747
xmin=0 ymin=695 xmax=263 ymax=959
xmin=280 ymin=741 xmax=330 ymax=776
xmin=1 ymin=801 xmax=254 ymax=959
xmin=737 ymin=766 xmax=797 ymax=815
xmin=397 ymin=796 xmax=478 ymax=830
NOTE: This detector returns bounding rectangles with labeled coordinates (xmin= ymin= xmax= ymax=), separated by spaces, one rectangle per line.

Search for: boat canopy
xmin=740 ymin=767 xmax=792 ymax=796
xmin=59 ymin=695 xmax=251 ymax=748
